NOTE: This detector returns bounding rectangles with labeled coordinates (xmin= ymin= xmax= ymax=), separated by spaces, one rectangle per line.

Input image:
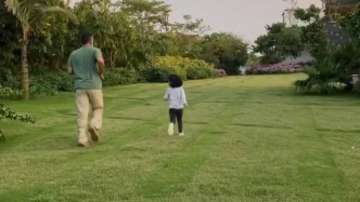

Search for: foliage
xmin=254 ymin=23 xmax=305 ymax=64
xmin=0 ymin=66 xmax=20 ymax=89
xmin=0 ymin=104 xmax=34 ymax=123
xmin=0 ymin=1 xmax=21 ymax=68
xmin=1 ymin=0 xmax=250 ymax=96
xmin=4 ymin=0 xmax=77 ymax=99
xmin=294 ymin=5 xmax=327 ymax=60
xmin=294 ymin=4 xmax=321 ymax=22
xmin=254 ymin=5 xmax=326 ymax=65
xmin=186 ymin=65 xmax=215 ymax=80
xmin=196 ymin=33 xmax=248 ymax=75
xmin=0 ymin=103 xmax=34 ymax=142
xmin=30 ymin=70 xmax=73 ymax=96
xmin=23 ymin=68 xmax=144 ymax=95
xmin=215 ymin=69 xmax=227 ymax=77
xmin=74 ymin=0 xmax=136 ymax=68
xmin=0 ymin=85 xmax=22 ymax=99
xmin=248 ymin=62 xmax=306 ymax=74
xmin=246 ymin=52 xmax=261 ymax=66
xmin=341 ymin=4 xmax=360 ymax=41
xmin=143 ymin=56 xmax=215 ymax=82
xmin=103 ymin=68 xmax=144 ymax=86
xmin=295 ymin=43 xmax=360 ymax=94
xmin=295 ymin=60 xmax=342 ymax=94
xmin=295 ymin=4 xmax=360 ymax=94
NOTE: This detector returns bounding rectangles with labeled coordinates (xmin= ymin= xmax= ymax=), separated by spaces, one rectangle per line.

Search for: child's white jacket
xmin=164 ymin=87 xmax=188 ymax=109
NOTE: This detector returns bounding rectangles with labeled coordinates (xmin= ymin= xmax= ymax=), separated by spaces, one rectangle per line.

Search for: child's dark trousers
xmin=169 ymin=108 xmax=183 ymax=133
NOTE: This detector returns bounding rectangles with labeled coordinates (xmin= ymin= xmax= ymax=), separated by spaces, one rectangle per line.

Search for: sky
xmin=163 ymin=0 xmax=323 ymax=43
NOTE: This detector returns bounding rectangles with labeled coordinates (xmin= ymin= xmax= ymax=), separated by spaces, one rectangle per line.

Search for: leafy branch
xmin=0 ymin=103 xmax=35 ymax=142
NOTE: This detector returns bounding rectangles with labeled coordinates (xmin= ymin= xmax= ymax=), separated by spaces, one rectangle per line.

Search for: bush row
xmin=143 ymin=56 xmax=216 ymax=82
xmin=0 ymin=56 xmax=218 ymax=98
xmin=247 ymin=62 xmax=307 ymax=74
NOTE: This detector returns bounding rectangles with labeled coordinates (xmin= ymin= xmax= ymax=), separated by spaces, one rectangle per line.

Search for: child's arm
xmin=163 ymin=88 xmax=169 ymax=101
xmin=181 ymin=88 xmax=188 ymax=106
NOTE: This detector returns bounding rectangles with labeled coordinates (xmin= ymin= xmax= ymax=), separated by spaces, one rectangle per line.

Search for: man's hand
xmin=67 ymin=65 xmax=73 ymax=74
xmin=100 ymin=74 xmax=105 ymax=81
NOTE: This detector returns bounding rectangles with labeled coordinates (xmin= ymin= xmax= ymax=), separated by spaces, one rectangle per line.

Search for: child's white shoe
xmin=168 ymin=123 xmax=174 ymax=136
xmin=179 ymin=132 xmax=185 ymax=136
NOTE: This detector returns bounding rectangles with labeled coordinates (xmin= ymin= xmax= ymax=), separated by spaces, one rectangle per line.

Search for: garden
xmin=1 ymin=0 xmax=360 ymax=201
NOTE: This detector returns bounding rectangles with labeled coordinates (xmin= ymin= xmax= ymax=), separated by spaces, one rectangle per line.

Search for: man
xmin=68 ymin=32 xmax=105 ymax=147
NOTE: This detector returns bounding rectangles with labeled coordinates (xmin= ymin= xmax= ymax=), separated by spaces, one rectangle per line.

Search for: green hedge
xmin=143 ymin=56 xmax=215 ymax=82
xmin=30 ymin=68 xmax=143 ymax=95
xmin=1 ymin=57 xmax=216 ymax=98
xmin=103 ymin=68 xmax=143 ymax=86
xmin=30 ymin=71 xmax=73 ymax=96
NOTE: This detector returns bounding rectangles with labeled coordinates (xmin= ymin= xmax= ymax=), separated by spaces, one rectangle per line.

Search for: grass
xmin=1 ymin=74 xmax=360 ymax=202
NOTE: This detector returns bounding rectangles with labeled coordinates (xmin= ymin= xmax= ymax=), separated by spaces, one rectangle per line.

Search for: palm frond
xmin=4 ymin=0 xmax=19 ymax=14
xmin=41 ymin=6 xmax=79 ymax=24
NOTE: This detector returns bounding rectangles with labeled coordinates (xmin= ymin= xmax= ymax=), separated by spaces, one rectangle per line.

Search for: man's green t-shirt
xmin=68 ymin=46 xmax=103 ymax=90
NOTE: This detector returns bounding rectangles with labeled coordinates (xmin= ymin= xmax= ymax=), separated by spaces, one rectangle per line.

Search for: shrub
xmin=151 ymin=56 xmax=188 ymax=81
xmin=103 ymin=68 xmax=143 ymax=86
xmin=215 ymin=69 xmax=227 ymax=77
xmin=248 ymin=62 xmax=307 ymax=74
xmin=30 ymin=71 xmax=73 ymax=96
xmin=142 ymin=67 xmax=170 ymax=82
xmin=295 ymin=59 xmax=344 ymax=94
xmin=185 ymin=60 xmax=215 ymax=80
xmin=0 ymin=66 xmax=19 ymax=89
xmin=143 ymin=56 xmax=215 ymax=82
xmin=27 ymin=68 xmax=145 ymax=96
xmin=0 ymin=103 xmax=35 ymax=142
xmin=0 ymin=85 xmax=21 ymax=99
xmin=295 ymin=43 xmax=360 ymax=94
xmin=186 ymin=66 xmax=215 ymax=79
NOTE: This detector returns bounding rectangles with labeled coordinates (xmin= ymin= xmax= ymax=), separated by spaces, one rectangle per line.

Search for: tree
xmin=121 ymin=0 xmax=171 ymax=67
xmin=197 ymin=33 xmax=248 ymax=75
xmin=4 ymin=0 xmax=77 ymax=100
xmin=0 ymin=1 xmax=21 ymax=68
xmin=173 ymin=15 xmax=210 ymax=35
xmin=294 ymin=4 xmax=360 ymax=93
xmin=74 ymin=0 xmax=173 ymax=69
xmin=253 ymin=23 xmax=304 ymax=64
xmin=294 ymin=5 xmax=327 ymax=59
xmin=341 ymin=4 xmax=360 ymax=41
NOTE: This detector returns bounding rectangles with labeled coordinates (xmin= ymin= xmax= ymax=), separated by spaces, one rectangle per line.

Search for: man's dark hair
xmin=81 ymin=32 xmax=93 ymax=45
xmin=168 ymin=74 xmax=183 ymax=88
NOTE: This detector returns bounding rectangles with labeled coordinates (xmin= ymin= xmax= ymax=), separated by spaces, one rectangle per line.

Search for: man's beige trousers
xmin=75 ymin=90 xmax=103 ymax=143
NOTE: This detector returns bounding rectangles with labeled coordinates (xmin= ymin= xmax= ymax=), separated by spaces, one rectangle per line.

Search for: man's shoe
xmin=89 ymin=127 xmax=100 ymax=142
xmin=77 ymin=141 xmax=90 ymax=148
xmin=168 ymin=123 xmax=174 ymax=136
xmin=179 ymin=132 xmax=185 ymax=136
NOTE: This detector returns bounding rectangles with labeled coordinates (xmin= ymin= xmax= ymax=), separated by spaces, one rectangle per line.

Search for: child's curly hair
xmin=168 ymin=74 xmax=183 ymax=88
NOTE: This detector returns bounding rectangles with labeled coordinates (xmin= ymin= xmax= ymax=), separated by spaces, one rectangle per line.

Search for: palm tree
xmin=5 ymin=0 xmax=77 ymax=100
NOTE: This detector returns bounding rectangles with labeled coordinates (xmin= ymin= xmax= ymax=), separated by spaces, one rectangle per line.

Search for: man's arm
xmin=96 ymin=49 xmax=105 ymax=80
xmin=97 ymin=56 xmax=105 ymax=75
xmin=163 ymin=88 xmax=169 ymax=101
xmin=67 ymin=54 xmax=73 ymax=74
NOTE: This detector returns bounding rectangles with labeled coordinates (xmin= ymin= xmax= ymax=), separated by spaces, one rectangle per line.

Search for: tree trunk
xmin=21 ymin=26 xmax=30 ymax=100
xmin=65 ymin=0 xmax=71 ymax=7
xmin=109 ymin=50 xmax=114 ymax=68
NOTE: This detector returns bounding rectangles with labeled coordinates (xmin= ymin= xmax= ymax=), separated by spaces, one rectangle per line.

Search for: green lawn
xmin=1 ymin=74 xmax=360 ymax=202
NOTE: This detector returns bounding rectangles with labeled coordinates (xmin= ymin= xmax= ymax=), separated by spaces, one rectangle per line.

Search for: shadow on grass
xmin=316 ymin=128 xmax=360 ymax=134
xmin=230 ymin=123 xmax=293 ymax=130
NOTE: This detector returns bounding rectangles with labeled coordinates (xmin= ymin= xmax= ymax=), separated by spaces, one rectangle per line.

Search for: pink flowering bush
xmin=247 ymin=62 xmax=308 ymax=74
xmin=215 ymin=69 xmax=227 ymax=77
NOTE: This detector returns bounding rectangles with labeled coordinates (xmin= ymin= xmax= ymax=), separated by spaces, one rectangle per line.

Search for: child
xmin=163 ymin=74 xmax=188 ymax=136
